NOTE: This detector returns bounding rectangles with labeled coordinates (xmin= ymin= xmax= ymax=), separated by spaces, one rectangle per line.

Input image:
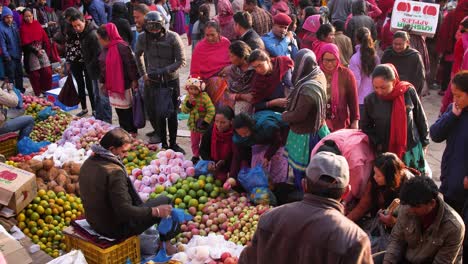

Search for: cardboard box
xmin=0 ymin=233 xmax=32 ymax=264
xmin=391 ymin=0 xmax=440 ymax=37
xmin=0 ymin=163 xmax=37 ymax=214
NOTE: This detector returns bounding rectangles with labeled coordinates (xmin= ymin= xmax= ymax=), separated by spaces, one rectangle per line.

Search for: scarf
xmin=289 ymin=49 xmax=326 ymax=132
xmin=215 ymin=0 xmax=234 ymax=26
xmin=226 ymin=64 xmax=255 ymax=94
xmin=318 ymin=43 xmax=341 ymax=119
xmin=91 ymin=144 xmax=144 ymax=206
xmin=19 ymin=19 xmax=44 ymax=46
xmin=376 ymin=64 xmax=411 ymax=159
xmin=105 ymin=23 xmax=127 ymax=99
xmin=190 ymin=37 xmax=231 ymax=80
xmin=252 ymin=56 xmax=294 ymax=104
xmin=211 ymin=124 xmax=233 ymax=161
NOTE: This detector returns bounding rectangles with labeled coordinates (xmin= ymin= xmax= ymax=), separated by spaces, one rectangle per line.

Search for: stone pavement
xmin=25 ymin=34 xmax=445 ymax=184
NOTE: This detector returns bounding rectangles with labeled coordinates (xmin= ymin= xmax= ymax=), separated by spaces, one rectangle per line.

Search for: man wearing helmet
xmin=135 ymin=11 xmax=186 ymax=153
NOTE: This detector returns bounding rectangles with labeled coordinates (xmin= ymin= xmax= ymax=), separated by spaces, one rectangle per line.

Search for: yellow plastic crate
xmin=0 ymin=132 xmax=18 ymax=158
xmin=64 ymin=234 xmax=141 ymax=264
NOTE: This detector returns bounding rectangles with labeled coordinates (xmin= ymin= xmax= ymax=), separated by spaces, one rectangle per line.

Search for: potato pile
xmin=18 ymin=158 xmax=81 ymax=196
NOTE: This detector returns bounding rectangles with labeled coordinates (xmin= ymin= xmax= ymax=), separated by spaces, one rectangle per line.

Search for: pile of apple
xmin=58 ymin=117 xmax=114 ymax=150
xmin=122 ymin=141 xmax=158 ymax=175
xmin=30 ymin=112 xmax=75 ymax=142
xmin=8 ymin=148 xmax=47 ymax=164
xmin=22 ymin=95 xmax=55 ymax=120
xmin=175 ymin=193 xmax=270 ymax=245
xmin=129 ymin=149 xmax=196 ymax=201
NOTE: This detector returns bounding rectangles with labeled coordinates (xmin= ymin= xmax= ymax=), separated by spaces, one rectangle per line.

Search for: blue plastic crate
xmin=45 ymin=88 xmax=78 ymax=112
xmin=52 ymin=74 xmax=60 ymax=89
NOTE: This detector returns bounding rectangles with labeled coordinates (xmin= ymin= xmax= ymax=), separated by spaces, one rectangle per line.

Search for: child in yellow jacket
xmin=181 ymin=77 xmax=215 ymax=163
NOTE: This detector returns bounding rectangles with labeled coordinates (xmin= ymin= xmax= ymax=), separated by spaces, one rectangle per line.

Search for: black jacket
xmin=111 ymin=3 xmax=133 ymax=44
xmin=346 ymin=0 xmax=376 ymax=46
xmin=240 ymin=29 xmax=265 ymax=51
xmin=79 ymin=20 xmax=101 ymax=80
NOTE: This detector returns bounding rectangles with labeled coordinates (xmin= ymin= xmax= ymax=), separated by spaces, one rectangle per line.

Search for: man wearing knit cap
xmin=261 ymin=13 xmax=298 ymax=58
xmin=0 ymin=7 xmax=23 ymax=93
xmin=239 ymin=151 xmax=373 ymax=264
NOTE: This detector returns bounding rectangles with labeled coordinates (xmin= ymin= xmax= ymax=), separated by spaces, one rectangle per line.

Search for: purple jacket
xmin=348 ymin=45 xmax=380 ymax=105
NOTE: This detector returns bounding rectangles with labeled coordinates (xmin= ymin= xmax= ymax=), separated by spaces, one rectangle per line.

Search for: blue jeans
xmin=0 ymin=115 xmax=35 ymax=139
xmin=92 ymin=79 xmax=112 ymax=124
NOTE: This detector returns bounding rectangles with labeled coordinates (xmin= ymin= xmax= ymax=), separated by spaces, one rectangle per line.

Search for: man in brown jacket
xmin=239 ymin=151 xmax=373 ymax=264
xmin=383 ymin=176 xmax=465 ymax=264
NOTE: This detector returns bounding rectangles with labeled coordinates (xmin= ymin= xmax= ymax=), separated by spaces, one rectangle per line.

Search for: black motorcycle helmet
xmin=144 ymin=11 xmax=165 ymax=33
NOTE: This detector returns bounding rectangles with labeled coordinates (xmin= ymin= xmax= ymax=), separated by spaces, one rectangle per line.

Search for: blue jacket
xmin=261 ymin=31 xmax=298 ymax=58
xmin=0 ymin=7 xmax=21 ymax=60
xmin=88 ymin=0 xmax=108 ymax=26
xmin=430 ymin=104 xmax=468 ymax=205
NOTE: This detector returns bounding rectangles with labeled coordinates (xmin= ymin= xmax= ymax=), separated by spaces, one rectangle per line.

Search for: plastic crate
xmin=64 ymin=234 xmax=141 ymax=264
xmin=0 ymin=132 xmax=18 ymax=158
xmin=45 ymin=88 xmax=79 ymax=112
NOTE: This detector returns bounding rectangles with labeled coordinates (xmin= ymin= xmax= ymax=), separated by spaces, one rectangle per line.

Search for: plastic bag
xmin=139 ymin=226 xmax=160 ymax=255
xmin=238 ymin=165 xmax=269 ymax=192
xmin=250 ymin=187 xmax=277 ymax=206
xmin=17 ymin=137 xmax=50 ymax=155
xmin=46 ymin=250 xmax=87 ymax=264
xmin=132 ymin=83 xmax=145 ymax=129
xmin=37 ymin=106 xmax=56 ymax=121
xmin=195 ymin=160 xmax=214 ymax=176
xmin=58 ymin=74 xmax=80 ymax=107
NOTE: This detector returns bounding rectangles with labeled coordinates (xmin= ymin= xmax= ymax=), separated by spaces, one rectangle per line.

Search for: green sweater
xmin=181 ymin=92 xmax=215 ymax=132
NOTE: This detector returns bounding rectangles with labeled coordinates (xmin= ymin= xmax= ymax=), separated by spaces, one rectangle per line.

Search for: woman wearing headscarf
xmin=361 ymin=64 xmax=429 ymax=174
xmin=248 ymin=49 xmax=294 ymax=113
xmin=110 ymin=2 xmax=133 ymax=45
xmin=20 ymin=8 xmax=53 ymax=96
xmin=318 ymin=43 xmax=359 ymax=131
xmin=282 ymin=49 xmax=330 ymax=190
xmin=381 ymin=31 xmax=426 ymax=96
xmin=213 ymin=0 xmax=236 ymax=41
xmin=97 ymin=23 xmax=140 ymax=135
xmin=191 ymin=21 xmax=232 ymax=107
xmin=299 ymin=14 xmax=321 ymax=51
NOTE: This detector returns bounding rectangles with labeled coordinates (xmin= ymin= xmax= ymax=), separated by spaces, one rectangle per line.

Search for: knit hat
xmin=2 ymin=7 xmax=13 ymax=18
xmin=306 ymin=152 xmax=349 ymax=189
xmin=273 ymin=13 xmax=292 ymax=26
xmin=185 ymin=77 xmax=206 ymax=92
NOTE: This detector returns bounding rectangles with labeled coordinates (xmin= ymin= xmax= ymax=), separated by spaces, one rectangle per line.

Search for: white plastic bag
xmin=46 ymin=250 xmax=87 ymax=264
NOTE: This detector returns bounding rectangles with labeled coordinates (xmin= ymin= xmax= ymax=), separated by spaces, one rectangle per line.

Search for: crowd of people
xmin=0 ymin=0 xmax=467 ymax=262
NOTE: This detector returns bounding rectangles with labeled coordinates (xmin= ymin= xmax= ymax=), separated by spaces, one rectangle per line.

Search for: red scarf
xmin=210 ymin=124 xmax=233 ymax=161
xmin=105 ymin=23 xmax=127 ymax=99
xmin=190 ymin=37 xmax=231 ymax=80
xmin=20 ymin=19 xmax=45 ymax=45
xmin=376 ymin=64 xmax=411 ymax=158
xmin=252 ymin=56 xmax=293 ymax=103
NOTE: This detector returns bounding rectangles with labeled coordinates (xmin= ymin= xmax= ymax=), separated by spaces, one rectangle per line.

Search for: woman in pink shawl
xmin=299 ymin=14 xmax=321 ymax=51
xmin=191 ymin=21 xmax=232 ymax=108
xmin=97 ymin=23 xmax=140 ymax=135
xmin=317 ymin=43 xmax=360 ymax=131
xmin=213 ymin=0 xmax=237 ymax=41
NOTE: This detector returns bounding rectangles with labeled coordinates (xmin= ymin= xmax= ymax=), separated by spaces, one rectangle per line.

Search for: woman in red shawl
xmin=247 ymin=49 xmax=293 ymax=113
xmin=212 ymin=0 xmax=236 ymax=41
xmin=199 ymin=106 xmax=235 ymax=182
xmin=190 ymin=21 xmax=232 ymax=108
xmin=19 ymin=8 xmax=52 ymax=96
xmin=317 ymin=43 xmax=359 ymax=131
xmin=299 ymin=14 xmax=321 ymax=51
xmin=97 ymin=23 xmax=140 ymax=135
xmin=361 ymin=64 xmax=430 ymax=174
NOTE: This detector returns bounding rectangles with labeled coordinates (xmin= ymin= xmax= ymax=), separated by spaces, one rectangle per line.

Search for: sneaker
xmin=148 ymin=134 xmax=162 ymax=144
xmin=146 ymin=131 xmax=156 ymax=137
xmin=191 ymin=156 xmax=200 ymax=165
xmin=170 ymin=144 xmax=186 ymax=155
xmin=76 ymin=109 xmax=88 ymax=117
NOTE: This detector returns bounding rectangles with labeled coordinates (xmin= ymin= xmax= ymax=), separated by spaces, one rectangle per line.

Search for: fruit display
xmin=16 ymin=190 xmax=85 ymax=258
xmin=33 ymin=143 xmax=92 ymax=167
xmin=123 ymin=141 xmax=158 ymax=174
xmin=18 ymin=158 xmax=81 ymax=196
xmin=171 ymin=233 xmax=242 ymax=264
xmin=175 ymin=193 xmax=269 ymax=246
xmin=30 ymin=112 xmax=75 ymax=142
xmin=4 ymin=160 xmax=18 ymax=167
xmin=8 ymin=148 xmax=47 ymax=164
xmin=58 ymin=117 xmax=114 ymax=150
xmin=22 ymin=95 xmax=56 ymax=120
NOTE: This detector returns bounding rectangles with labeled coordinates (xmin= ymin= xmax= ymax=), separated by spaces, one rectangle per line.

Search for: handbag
xmin=132 ymin=83 xmax=146 ymax=129
xmin=58 ymin=74 xmax=80 ymax=107
xmin=154 ymin=76 xmax=175 ymax=119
